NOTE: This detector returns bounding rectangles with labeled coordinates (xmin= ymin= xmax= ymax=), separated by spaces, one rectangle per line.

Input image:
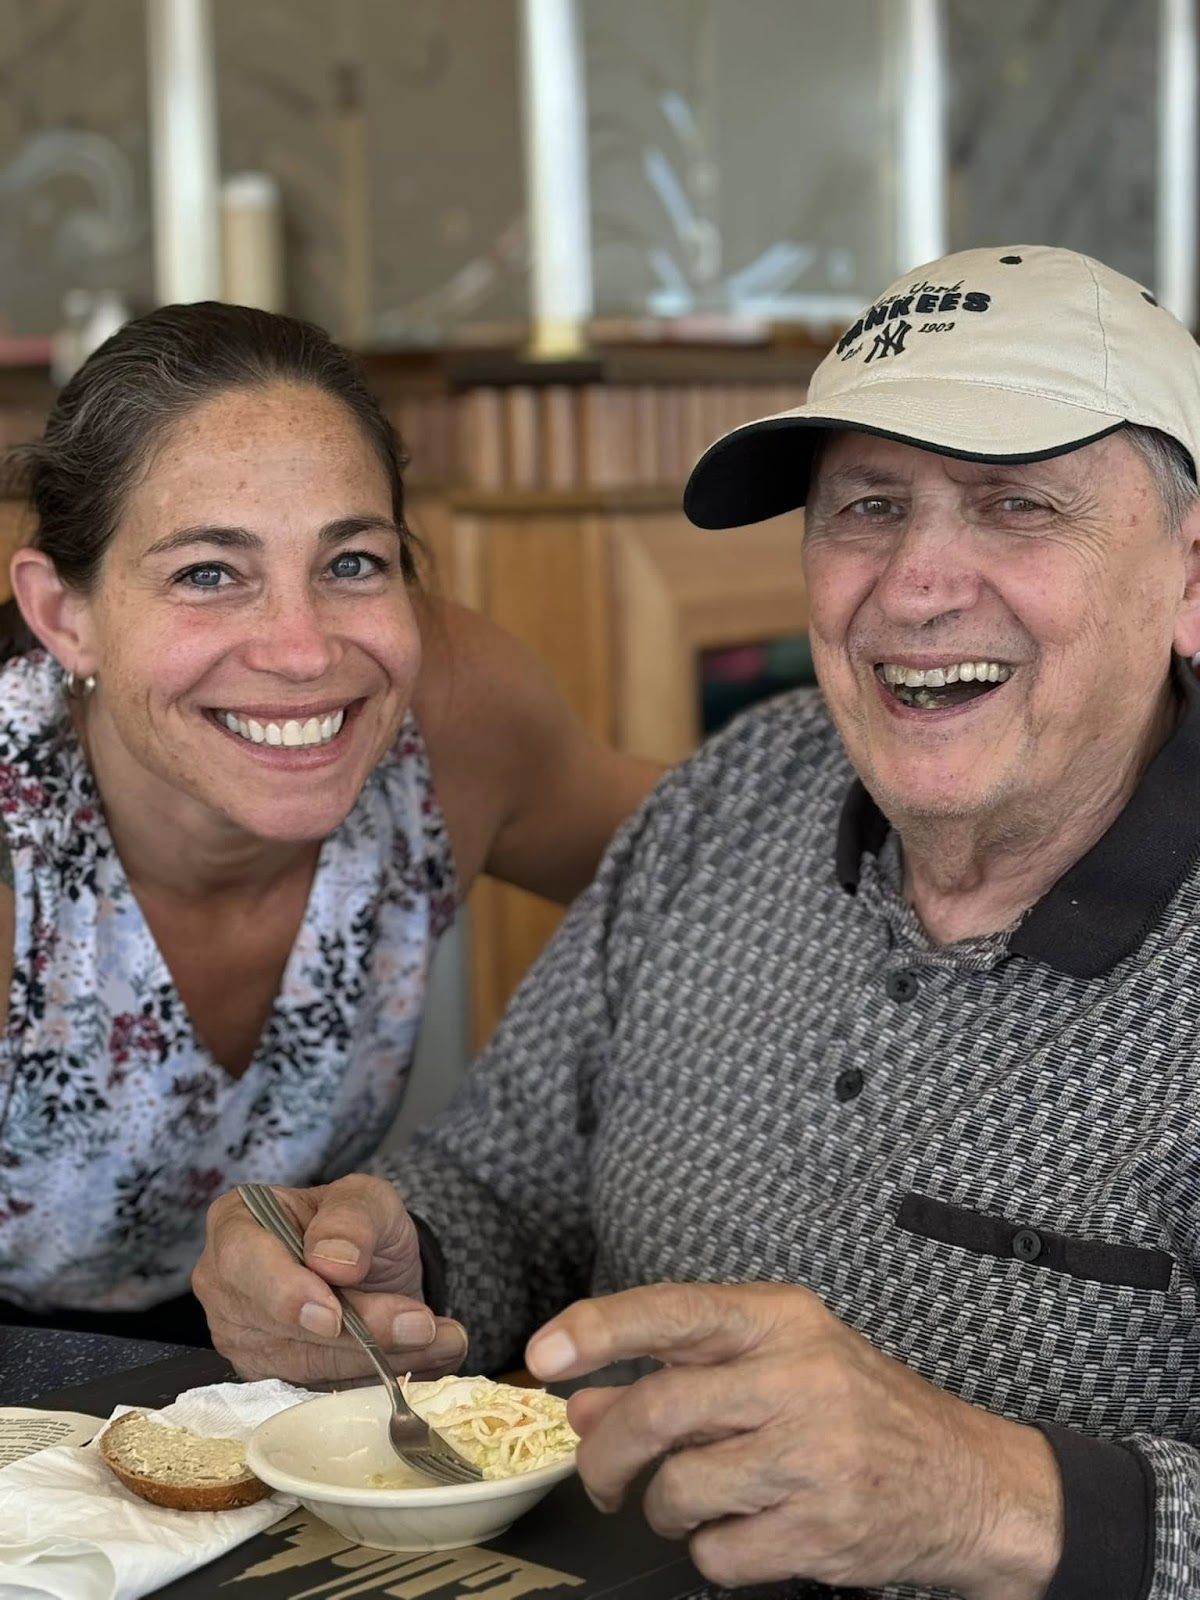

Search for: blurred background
xmin=0 ymin=0 xmax=1193 ymax=1132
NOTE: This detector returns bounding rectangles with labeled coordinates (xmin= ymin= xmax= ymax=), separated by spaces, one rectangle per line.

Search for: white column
xmin=221 ymin=172 xmax=285 ymax=312
xmin=1158 ymin=0 xmax=1198 ymax=327
xmin=518 ymin=0 xmax=594 ymax=357
xmin=145 ymin=0 xmax=222 ymax=305
xmin=894 ymin=0 xmax=947 ymax=274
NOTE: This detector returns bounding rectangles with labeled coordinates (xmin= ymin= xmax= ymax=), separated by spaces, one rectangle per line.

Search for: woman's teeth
xmin=880 ymin=661 xmax=1011 ymax=687
xmin=218 ymin=708 xmax=346 ymax=747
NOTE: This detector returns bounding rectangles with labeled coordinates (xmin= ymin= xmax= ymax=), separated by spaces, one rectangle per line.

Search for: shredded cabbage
xmin=371 ymin=1375 xmax=578 ymax=1483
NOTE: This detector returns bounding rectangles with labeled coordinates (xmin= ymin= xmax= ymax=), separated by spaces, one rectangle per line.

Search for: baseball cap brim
xmin=682 ymin=379 xmax=1126 ymax=529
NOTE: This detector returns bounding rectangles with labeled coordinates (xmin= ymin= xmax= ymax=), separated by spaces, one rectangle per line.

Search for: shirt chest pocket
xmin=897 ymin=1192 xmax=1175 ymax=1292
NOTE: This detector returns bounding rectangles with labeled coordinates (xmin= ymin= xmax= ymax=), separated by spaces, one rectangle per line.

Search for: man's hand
xmin=526 ymin=1283 xmax=1063 ymax=1599
xmin=193 ymin=1175 xmax=468 ymax=1386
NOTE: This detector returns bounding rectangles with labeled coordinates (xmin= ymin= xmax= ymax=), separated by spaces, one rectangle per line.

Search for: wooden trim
xmin=612 ymin=510 xmax=807 ymax=765
xmin=445 ymin=500 xmax=615 ymax=1051
xmin=451 ymin=485 xmax=683 ymax=517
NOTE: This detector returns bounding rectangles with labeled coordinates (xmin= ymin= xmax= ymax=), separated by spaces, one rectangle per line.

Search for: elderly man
xmin=195 ymin=246 xmax=1200 ymax=1599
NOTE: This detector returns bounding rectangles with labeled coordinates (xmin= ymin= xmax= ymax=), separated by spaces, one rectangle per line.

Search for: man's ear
xmin=1174 ymin=498 xmax=1200 ymax=662
xmin=9 ymin=549 xmax=100 ymax=676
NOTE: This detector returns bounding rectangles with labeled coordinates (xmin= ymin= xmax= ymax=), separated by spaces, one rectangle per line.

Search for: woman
xmin=0 ymin=302 xmax=659 ymax=1346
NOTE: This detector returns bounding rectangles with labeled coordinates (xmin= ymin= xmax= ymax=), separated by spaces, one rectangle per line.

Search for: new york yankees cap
xmin=683 ymin=244 xmax=1200 ymax=529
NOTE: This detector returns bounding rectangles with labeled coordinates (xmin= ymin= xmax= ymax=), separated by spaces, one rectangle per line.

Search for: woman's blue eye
xmin=330 ymin=551 xmax=382 ymax=579
xmin=180 ymin=565 xmax=226 ymax=588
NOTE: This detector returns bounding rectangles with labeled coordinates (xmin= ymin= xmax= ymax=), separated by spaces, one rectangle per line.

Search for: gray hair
xmin=1121 ymin=423 xmax=1200 ymax=537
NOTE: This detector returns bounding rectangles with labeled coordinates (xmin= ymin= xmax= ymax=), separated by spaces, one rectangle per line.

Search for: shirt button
xmin=885 ymin=969 xmax=920 ymax=1003
xmin=834 ymin=1067 xmax=864 ymax=1102
xmin=1012 ymin=1227 xmax=1043 ymax=1263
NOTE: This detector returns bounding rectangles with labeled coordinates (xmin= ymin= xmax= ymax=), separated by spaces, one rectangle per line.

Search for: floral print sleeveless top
xmin=0 ymin=652 xmax=458 ymax=1313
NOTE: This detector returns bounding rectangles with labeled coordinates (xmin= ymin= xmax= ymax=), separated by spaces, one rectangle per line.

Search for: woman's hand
xmin=193 ymin=1173 xmax=468 ymax=1385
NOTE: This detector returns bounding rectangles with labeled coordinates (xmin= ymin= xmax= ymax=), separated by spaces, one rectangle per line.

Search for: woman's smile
xmin=206 ymin=697 xmax=363 ymax=753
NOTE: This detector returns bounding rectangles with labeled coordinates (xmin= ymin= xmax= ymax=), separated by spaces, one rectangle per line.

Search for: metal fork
xmin=236 ymin=1182 xmax=482 ymax=1486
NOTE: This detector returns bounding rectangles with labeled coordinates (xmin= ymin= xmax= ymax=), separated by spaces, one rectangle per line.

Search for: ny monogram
xmin=865 ymin=319 xmax=912 ymax=362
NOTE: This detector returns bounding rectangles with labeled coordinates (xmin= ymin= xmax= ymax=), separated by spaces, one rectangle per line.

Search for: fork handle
xmin=236 ymin=1183 xmax=412 ymax=1407
xmin=336 ymin=1299 xmax=404 ymax=1394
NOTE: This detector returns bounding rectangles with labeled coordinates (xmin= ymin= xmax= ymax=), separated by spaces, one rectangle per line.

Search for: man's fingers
xmin=527 ymin=1282 xmax=798 ymax=1381
xmin=194 ymin=1182 xmax=456 ymax=1387
xmin=571 ymin=1364 xmax=773 ymax=1512
xmin=688 ymin=1504 xmax=822 ymax=1590
xmin=640 ymin=1431 xmax=790 ymax=1542
xmin=208 ymin=1295 xmax=469 ymax=1387
xmin=197 ymin=1194 xmax=342 ymax=1333
xmin=564 ymin=1385 xmax=626 ymax=1437
xmin=401 ymin=1317 xmax=471 ymax=1380
xmin=296 ymin=1174 xmax=421 ymax=1289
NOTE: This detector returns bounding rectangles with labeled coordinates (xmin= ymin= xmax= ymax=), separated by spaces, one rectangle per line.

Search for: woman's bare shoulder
xmin=410 ymin=595 xmax=662 ymax=902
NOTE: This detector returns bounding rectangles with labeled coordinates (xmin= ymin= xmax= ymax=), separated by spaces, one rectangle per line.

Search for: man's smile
xmin=874 ymin=659 xmax=1013 ymax=710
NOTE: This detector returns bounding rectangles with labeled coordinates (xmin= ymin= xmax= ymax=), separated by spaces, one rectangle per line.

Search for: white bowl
xmin=246 ymin=1379 xmax=577 ymax=1553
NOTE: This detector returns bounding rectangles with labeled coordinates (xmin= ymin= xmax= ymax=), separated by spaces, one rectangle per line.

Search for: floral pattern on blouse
xmin=0 ymin=652 xmax=458 ymax=1312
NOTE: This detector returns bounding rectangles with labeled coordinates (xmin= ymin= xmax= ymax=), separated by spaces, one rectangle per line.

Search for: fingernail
xmin=585 ymin=1484 xmax=615 ymax=1515
xmin=310 ymin=1238 xmax=360 ymax=1265
xmin=392 ymin=1310 xmax=435 ymax=1346
xmin=527 ymin=1329 xmax=576 ymax=1377
xmin=447 ymin=1321 xmax=470 ymax=1358
xmin=300 ymin=1301 xmax=341 ymax=1338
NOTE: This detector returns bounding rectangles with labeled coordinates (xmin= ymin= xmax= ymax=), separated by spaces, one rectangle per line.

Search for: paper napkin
xmin=0 ymin=1379 xmax=318 ymax=1600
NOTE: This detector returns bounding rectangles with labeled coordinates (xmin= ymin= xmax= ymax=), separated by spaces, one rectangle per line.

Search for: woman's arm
xmin=413 ymin=595 xmax=663 ymax=903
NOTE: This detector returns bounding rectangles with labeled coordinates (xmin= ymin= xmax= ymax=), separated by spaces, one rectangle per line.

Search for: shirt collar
xmin=836 ymin=658 xmax=1200 ymax=979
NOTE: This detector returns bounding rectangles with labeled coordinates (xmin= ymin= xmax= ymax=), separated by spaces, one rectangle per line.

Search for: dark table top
xmin=0 ymin=1323 xmax=188 ymax=1406
xmin=6 ymin=1332 xmax=705 ymax=1600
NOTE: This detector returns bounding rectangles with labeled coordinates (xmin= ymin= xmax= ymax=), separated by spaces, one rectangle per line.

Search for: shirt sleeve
xmin=1043 ymin=1430 xmax=1200 ymax=1600
xmin=1122 ymin=1434 xmax=1200 ymax=1600
xmin=371 ymin=773 xmax=680 ymax=1374
xmin=1036 ymin=1423 xmax=1155 ymax=1599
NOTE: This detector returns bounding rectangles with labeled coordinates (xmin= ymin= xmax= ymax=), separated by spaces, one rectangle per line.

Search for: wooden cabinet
xmin=437 ymin=484 xmax=807 ymax=1048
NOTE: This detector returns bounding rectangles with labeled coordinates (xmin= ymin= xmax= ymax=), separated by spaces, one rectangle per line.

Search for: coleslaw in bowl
xmin=246 ymin=1376 xmax=579 ymax=1552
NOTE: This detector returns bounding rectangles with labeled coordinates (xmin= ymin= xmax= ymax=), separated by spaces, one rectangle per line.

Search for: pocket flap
xmin=897 ymin=1193 xmax=1173 ymax=1291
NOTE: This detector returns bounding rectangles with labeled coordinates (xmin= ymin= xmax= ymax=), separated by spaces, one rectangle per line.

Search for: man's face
xmin=804 ymin=430 xmax=1200 ymax=834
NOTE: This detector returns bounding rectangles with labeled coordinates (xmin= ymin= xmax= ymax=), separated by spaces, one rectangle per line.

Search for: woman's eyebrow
xmin=143 ymin=514 xmax=399 ymax=559
xmin=318 ymin=515 xmax=401 ymax=547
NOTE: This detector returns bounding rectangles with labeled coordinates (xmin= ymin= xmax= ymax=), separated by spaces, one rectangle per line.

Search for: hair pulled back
xmin=0 ymin=302 xmax=416 ymax=659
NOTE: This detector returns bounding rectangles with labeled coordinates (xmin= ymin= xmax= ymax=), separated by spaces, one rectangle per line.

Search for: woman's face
xmin=72 ymin=381 xmax=422 ymax=843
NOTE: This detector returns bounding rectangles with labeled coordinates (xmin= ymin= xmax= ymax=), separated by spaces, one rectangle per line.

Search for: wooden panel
xmin=406 ymin=488 xmax=454 ymax=592
xmin=539 ymin=386 xmax=579 ymax=491
xmin=611 ymin=515 xmax=693 ymax=761
xmin=481 ymin=513 xmax=613 ymax=739
xmin=451 ymin=502 xmax=617 ymax=1048
xmin=0 ymin=501 xmax=35 ymax=603
xmin=612 ymin=510 xmax=808 ymax=765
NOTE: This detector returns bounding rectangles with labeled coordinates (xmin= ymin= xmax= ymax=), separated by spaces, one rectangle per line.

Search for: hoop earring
xmin=62 ymin=669 xmax=97 ymax=697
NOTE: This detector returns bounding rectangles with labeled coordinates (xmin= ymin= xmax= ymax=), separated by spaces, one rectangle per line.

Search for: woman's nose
xmin=242 ymin=591 xmax=341 ymax=680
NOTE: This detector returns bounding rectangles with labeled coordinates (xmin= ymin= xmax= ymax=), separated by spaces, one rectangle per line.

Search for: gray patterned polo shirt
xmin=385 ymin=664 xmax=1200 ymax=1600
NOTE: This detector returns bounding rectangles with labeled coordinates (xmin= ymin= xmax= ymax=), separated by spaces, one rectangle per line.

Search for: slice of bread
xmin=98 ymin=1410 xmax=272 ymax=1512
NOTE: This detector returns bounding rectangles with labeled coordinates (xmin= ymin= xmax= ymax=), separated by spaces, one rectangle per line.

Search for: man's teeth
xmin=218 ymin=708 xmax=346 ymax=747
xmin=880 ymin=661 xmax=1011 ymax=687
